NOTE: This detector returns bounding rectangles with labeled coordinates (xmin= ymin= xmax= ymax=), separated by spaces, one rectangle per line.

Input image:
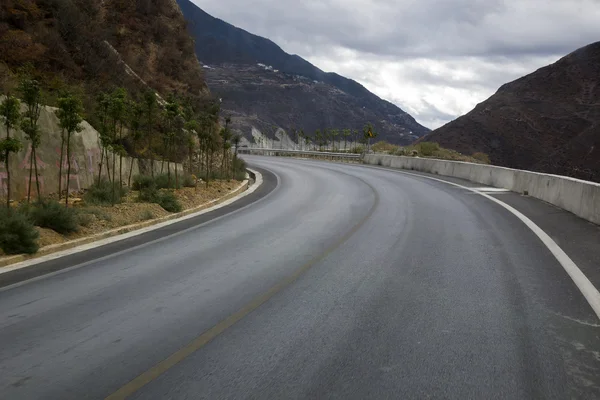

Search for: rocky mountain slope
xmin=422 ymin=42 xmax=600 ymax=182
xmin=0 ymin=0 xmax=210 ymax=116
xmin=176 ymin=0 xmax=429 ymax=145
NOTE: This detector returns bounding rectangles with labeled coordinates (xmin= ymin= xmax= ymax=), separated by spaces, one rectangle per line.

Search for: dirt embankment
xmin=0 ymin=179 xmax=244 ymax=259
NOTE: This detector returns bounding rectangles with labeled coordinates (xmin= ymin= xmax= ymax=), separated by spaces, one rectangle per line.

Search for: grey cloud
xmin=193 ymin=0 xmax=600 ymax=59
xmin=410 ymin=101 xmax=458 ymax=129
xmin=401 ymin=55 xmax=558 ymax=91
xmin=190 ymin=0 xmax=600 ymax=128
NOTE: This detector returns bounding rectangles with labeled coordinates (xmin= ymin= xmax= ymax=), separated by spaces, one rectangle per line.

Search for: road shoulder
xmin=364 ymin=164 xmax=600 ymax=303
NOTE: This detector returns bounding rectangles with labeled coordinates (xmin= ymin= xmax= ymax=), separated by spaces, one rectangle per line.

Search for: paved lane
xmin=1 ymin=156 xmax=599 ymax=399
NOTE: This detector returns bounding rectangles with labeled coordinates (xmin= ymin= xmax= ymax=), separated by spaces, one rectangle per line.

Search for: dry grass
xmin=371 ymin=141 xmax=400 ymax=154
xmin=35 ymin=180 xmax=243 ymax=248
xmin=371 ymin=141 xmax=491 ymax=164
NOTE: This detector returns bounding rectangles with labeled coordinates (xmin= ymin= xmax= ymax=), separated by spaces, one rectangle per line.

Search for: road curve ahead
xmin=1 ymin=156 xmax=599 ymax=399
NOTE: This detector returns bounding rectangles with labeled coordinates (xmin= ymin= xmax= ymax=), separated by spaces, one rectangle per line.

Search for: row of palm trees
xmin=254 ymin=124 xmax=378 ymax=152
xmin=1 ymin=78 xmax=83 ymax=208
xmin=1 ymin=77 xmax=241 ymax=208
xmin=90 ymin=88 xmax=242 ymax=197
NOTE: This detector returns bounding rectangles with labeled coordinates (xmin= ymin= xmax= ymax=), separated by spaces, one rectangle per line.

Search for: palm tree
xmin=197 ymin=115 xmax=210 ymax=178
xmin=143 ymin=91 xmax=157 ymax=177
xmin=109 ymin=88 xmax=127 ymax=201
xmin=271 ymin=125 xmax=277 ymax=149
xmin=343 ymin=128 xmax=351 ymax=152
xmin=304 ymin=134 xmax=312 ymax=151
xmin=315 ymin=129 xmax=322 ymax=151
xmin=220 ymin=117 xmax=232 ymax=178
xmin=56 ymin=93 xmax=83 ymax=207
xmin=206 ymin=129 xmax=221 ymax=187
xmin=96 ymin=93 xmax=112 ymax=184
xmin=0 ymin=95 xmax=22 ymax=209
xmin=163 ymin=97 xmax=180 ymax=188
xmin=291 ymin=127 xmax=298 ymax=150
xmin=322 ymin=129 xmax=329 ymax=151
xmin=184 ymin=119 xmax=200 ymax=175
xmin=18 ymin=78 xmax=43 ymax=202
xmin=298 ymin=129 xmax=304 ymax=150
xmin=127 ymin=100 xmax=144 ymax=187
xmin=231 ymin=134 xmax=241 ymax=177
xmin=352 ymin=129 xmax=360 ymax=149
xmin=331 ymin=129 xmax=340 ymax=151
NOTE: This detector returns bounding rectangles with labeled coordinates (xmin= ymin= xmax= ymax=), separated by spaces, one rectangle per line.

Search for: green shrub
xmin=233 ymin=157 xmax=247 ymax=170
xmin=371 ymin=141 xmax=400 ymax=154
xmin=16 ymin=202 xmax=34 ymax=216
xmin=182 ymin=174 xmax=196 ymax=188
xmin=397 ymin=146 xmax=419 ymax=157
xmin=156 ymin=191 xmax=182 ymax=213
xmin=85 ymin=179 xmax=126 ymax=205
xmin=138 ymin=186 xmax=159 ymax=202
xmin=472 ymin=152 xmax=491 ymax=164
xmin=349 ymin=145 xmax=364 ymax=154
xmin=0 ymin=208 xmax=39 ymax=254
xmin=196 ymin=158 xmax=248 ymax=182
xmin=132 ymin=175 xmax=155 ymax=191
xmin=139 ymin=210 xmax=155 ymax=221
xmin=137 ymin=187 xmax=181 ymax=212
xmin=234 ymin=170 xmax=247 ymax=181
xmin=29 ymin=201 xmax=79 ymax=234
xmin=133 ymin=173 xmax=185 ymax=190
xmin=154 ymin=174 xmax=181 ymax=189
xmin=77 ymin=212 xmax=93 ymax=227
xmin=198 ymin=171 xmax=220 ymax=182
xmin=233 ymin=158 xmax=247 ymax=181
xmin=416 ymin=142 xmax=440 ymax=156
xmin=154 ymin=174 xmax=169 ymax=189
xmin=392 ymin=147 xmax=407 ymax=156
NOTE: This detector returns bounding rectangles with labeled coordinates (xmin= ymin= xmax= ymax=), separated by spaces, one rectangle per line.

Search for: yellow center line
xmin=105 ymin=174 xmax=380 ymax=400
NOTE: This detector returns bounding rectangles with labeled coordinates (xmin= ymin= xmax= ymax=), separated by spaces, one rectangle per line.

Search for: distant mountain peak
xmin=176 ymin=0 xmax=429 ymax=144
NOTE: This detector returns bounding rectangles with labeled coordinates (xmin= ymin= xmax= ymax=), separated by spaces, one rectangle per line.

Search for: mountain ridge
xmin=177 ymin=0 xmax=429 ymax=144
xmin=0 ymin=0 xmax=210 ymax=117
xmin=421 ymin=41 xmax=600 ymax=182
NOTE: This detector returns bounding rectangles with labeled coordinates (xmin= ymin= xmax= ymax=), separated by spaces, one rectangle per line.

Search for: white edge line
xmin=472 ymin=187 xmax=510 ymax=192
xmin=384 ymin=167 xmax=600 ymax=321
xmin=0 ymin=169 xmax=264 ymax=277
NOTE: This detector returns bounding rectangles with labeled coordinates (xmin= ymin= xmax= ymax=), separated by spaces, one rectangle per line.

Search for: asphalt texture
xmin=1 ymin=156 xmax=599 ymax=399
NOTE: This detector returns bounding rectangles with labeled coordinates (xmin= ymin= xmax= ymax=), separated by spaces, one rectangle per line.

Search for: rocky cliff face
xmin=421 ymin=42 xmax=600 ymax=182
xmin=176 ymin=0 xmax=429 ymax=145
xmin=0 ymin=98 xmax=174 ymax=199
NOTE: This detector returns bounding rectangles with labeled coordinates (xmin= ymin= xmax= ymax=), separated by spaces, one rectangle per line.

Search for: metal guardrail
xmin=237 ymin=148 xmax=362 ymax=161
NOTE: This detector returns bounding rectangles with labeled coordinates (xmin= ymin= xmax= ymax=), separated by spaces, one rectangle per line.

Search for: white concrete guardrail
xmin=364 ymin=154 xmax=600 ymax=226
xmin=238 ymin=148 xmax=362 ymax=161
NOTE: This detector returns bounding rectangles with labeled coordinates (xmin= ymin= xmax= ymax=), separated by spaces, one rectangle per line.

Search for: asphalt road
xmin=1 ymin=156 xmax=599 ymax=399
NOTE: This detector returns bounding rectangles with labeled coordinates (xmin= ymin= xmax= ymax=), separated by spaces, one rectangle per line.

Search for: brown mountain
xmin=203 ymin=64 xmax=425 ymax=145
xmin=0 ymin=0 xmax=209 ymax=115
xmin=176 ymin=0 xmax=429 ymax=145
xmin=421 ymin=42 xmax=600 ymax=182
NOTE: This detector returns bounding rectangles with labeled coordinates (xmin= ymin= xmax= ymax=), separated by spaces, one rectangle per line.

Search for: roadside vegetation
xmin=370 ymin=140 xmax=491 ymax=164
xmin=284 ymin=123 xmax=377 ymax=153
xmin=0 ymin=72 xmax=248 ymax=257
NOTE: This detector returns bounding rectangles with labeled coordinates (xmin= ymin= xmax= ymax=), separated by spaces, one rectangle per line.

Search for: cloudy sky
xmin=190 ymin=0 xmax=600 ymax=129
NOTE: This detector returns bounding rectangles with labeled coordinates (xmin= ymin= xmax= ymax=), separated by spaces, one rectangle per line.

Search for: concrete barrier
xmin=238 ymin=148 xmax=361 ymax=161
xmin=364 ymin=154 xmax=600 ymax=226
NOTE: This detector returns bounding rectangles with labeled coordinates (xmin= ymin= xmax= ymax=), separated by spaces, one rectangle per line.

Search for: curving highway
xmin=1 ymin=156 xmax=600 ymax=399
